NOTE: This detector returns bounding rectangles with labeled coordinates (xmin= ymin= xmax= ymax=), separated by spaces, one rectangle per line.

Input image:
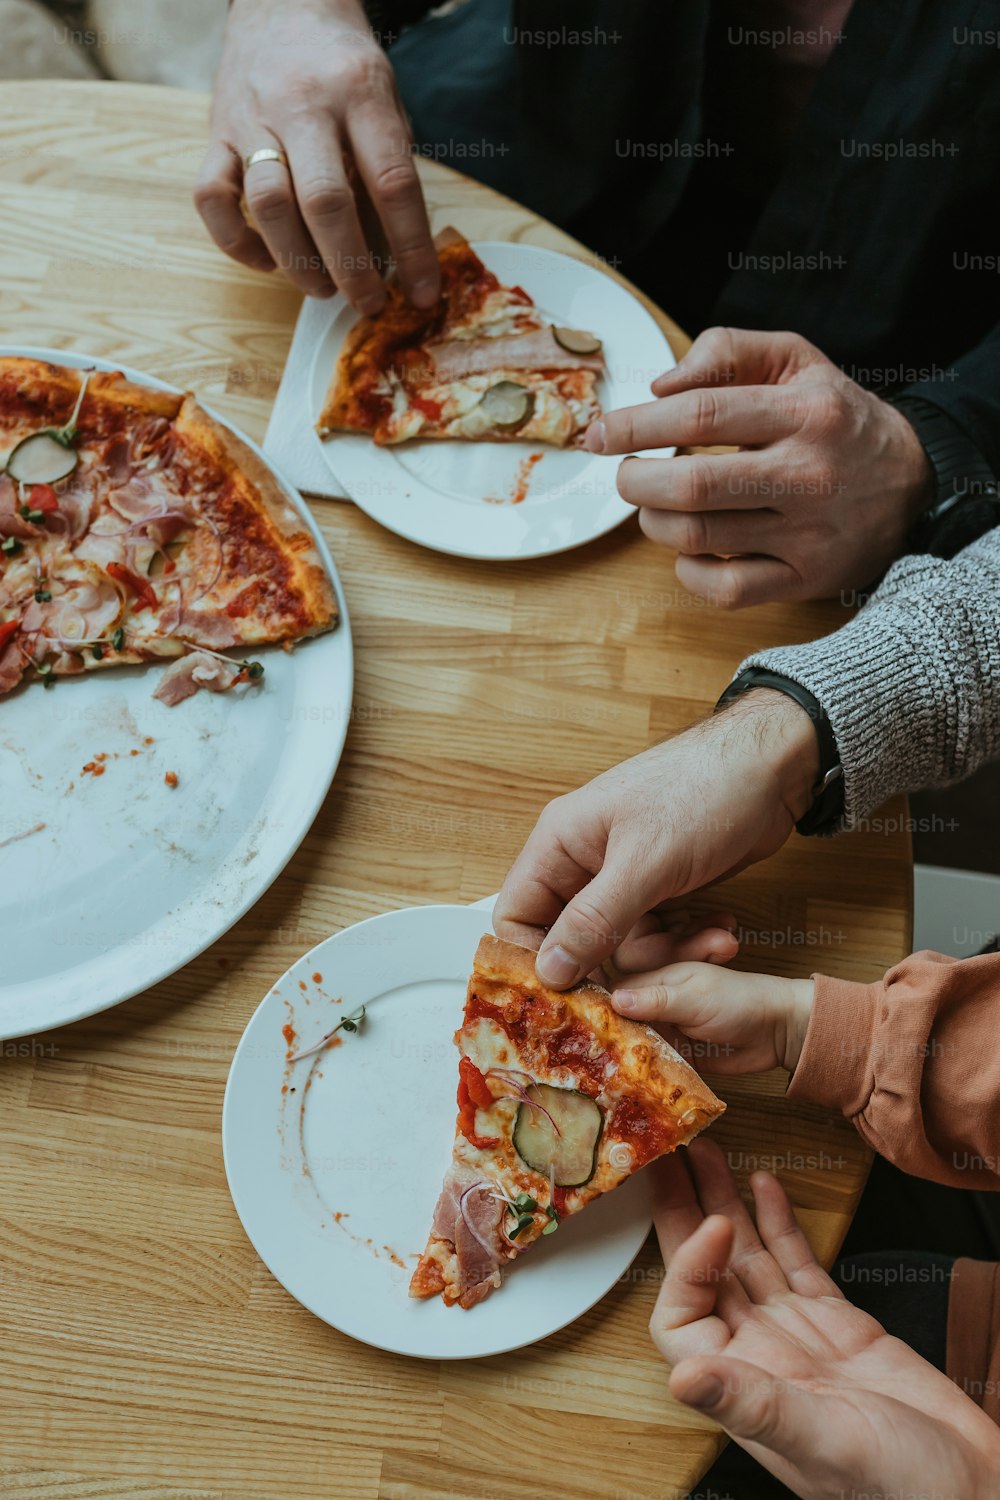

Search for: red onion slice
xmin=458 ymin=1182 xmax=501 ymax=1263
xmin=487 ymin=1070 xmax=561 ymax=1135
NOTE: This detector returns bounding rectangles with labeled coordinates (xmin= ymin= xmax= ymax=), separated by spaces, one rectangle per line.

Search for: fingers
xmin=616 ymin=454 xmax=778 ymax=512
xmin=652 ymin=1151 xmax=751 ymax=1336
xmin=751 ymin=1172 xmax=843 ymax=1300
xmin=241 ymin=136 xmax=336 ymax=299
xmin=492 ymin=816 xmax=595 ymax=956
xmin=673 ymin=553 xmax=802 ymax=609
xmin=649 ymin=1212 xmax=735 ymax=1366
xmin=535 ymin=856 xmax=662 ymax=989
xmin=194 ymin=141 xmax=275 ymax=273
xmin=613 ymin=913 xmax=738 ymax=974
xmin=637 ymin=505 xmax=787 ymax=560
xmin=657 ymin=928 xmax=739 ymax=964
xmin=282 ymin=118 xmax=385 ymax=309
xmin=586 ymin=388 xmax=799 ymax=456
xmin=611 ymin=960 xmax=730 ymax=1023
xmin=347 ymin=99 xmax=440 ymax=307
xmin=687 ymin=1140 xmax=789 ymax=1304
xmin=651 ymin=327 xmax=821 ymax=397
xmin=495 ymin=797 xmax=668 ymax=990
xmin=669 ymin=1354 xmax=824 ymax=1472
xmin=650 ymin=1144 xmax=709 ymax=1254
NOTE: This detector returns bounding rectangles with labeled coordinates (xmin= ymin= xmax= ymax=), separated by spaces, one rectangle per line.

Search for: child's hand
xmin=611 ymin=962 xmax=814 ymax=1074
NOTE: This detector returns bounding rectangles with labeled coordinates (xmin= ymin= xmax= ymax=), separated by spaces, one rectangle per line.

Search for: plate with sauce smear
xmin=222 ymin=902 xmax=651 ymax=1359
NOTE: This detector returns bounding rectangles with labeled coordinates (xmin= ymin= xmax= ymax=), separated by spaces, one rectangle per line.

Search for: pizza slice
xmin=0 ymin=357 xmax=338 ymax=702
xmin=410 ymin=934 xmax=725 ymax=1309
xmin=316 ymin=227 xmax=604 ymax=448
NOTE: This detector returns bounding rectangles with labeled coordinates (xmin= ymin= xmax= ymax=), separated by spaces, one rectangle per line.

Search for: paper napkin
xmin=263 ymin=296 xmax=349 ymax=501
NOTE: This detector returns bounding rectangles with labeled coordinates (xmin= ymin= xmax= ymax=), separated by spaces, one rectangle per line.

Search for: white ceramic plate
xmin=0 ymin=346 xmax=353 ymax=1040
xmin=222 ymin=903 xmax=651 ymax=1360
xmin=311 ymin=243 xmax=676 ymax=560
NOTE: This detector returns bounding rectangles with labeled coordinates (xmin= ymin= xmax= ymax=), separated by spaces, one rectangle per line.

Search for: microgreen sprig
xmin=505 ymin=1190 xmax=540 ymax=1240
xmin=47 ymin=371 xmax=91 ymax=448
xmin=287 ymin=1004 xmax=367 ymax=1062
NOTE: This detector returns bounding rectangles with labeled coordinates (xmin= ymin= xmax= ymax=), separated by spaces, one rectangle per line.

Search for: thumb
xmin=536 ymin=862 xmax=656 ymax=989
xmin=651 ymin=327 xmax=817 ymax=397
xmin=670 ymin=1355 xmax=824 ymax=1469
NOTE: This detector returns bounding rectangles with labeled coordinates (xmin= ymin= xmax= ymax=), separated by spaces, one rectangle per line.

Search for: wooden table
xmin=0 ymin=82 xmax=912 ymax=1500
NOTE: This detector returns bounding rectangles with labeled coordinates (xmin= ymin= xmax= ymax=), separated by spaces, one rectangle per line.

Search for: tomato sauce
xmin=511 ymin=452 xmax=543 ymax=504
xmin=544 ymin=1022 xmax=609 ymax=1095
xmin=411 ymin=393 xmax=443 ymax=423
xmin=609 ymin=1096 xmax=676 ymax=1163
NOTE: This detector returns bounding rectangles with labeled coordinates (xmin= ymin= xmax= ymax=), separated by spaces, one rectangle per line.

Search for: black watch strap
xmin=885 ymin=395 xmax=1000 ymax=559
xmin=715 ymin=669 xmax=845 ymax=836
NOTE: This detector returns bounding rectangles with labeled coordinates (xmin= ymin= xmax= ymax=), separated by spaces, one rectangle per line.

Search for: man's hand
xmin=493 ymin=689 xmax=820 ymax=989
xmin=651 ymin=1141 xmax=1000 ymax=1500
xmin=195 ymin=0 xmax=440 ymax=310
xmin=610 ymin=962 xmax=814 ymax=1074
xmin=587 ymin=327 xmax=933 ymax=608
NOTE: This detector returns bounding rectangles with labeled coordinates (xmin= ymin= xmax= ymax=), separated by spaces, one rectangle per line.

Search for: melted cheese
xmin=446 ymin=290 xmax=542 ymax=341
xmin=456 ymin=1016 xmax=644 ymax=1249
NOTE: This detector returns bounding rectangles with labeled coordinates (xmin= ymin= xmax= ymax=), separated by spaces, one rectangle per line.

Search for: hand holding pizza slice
xmin=410 ymin=935 xmax=725 ymax=1309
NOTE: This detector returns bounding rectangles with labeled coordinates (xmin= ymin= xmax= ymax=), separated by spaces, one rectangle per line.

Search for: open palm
xmin=651 ymin=1140 xmax=1000 ymax=1500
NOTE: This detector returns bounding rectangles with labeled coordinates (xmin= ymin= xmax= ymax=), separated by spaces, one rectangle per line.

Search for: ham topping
xmin=104 ymin=418 xmax=173 ymax=490
xmin=0 ymin=631 xmax=23 ymax=696
xmin=429 ymin=1168 xmax=504 ymax=1308
xmin=19 ymin=573 xmax=122 ymax=652
xmin=424 ymin=327 xmax=604 ymax=383
xmin=0 ymin=475 xmax=45 ymax=540
xmin=152 ymin=650 xmax=240 ymax=706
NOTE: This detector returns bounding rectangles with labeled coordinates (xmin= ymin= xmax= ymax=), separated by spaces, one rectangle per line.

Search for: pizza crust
xmin=0 ymin=357 xmax=183 ymax=447
xmin=472 ymin=934 xmax=724 ymax=1136
xmin=173 ymin=396 xmax=338 ymax=637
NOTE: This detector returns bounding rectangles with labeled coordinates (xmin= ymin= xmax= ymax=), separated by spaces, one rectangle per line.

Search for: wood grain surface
xmin=0 ymin=82 xmax=912 ymax=1500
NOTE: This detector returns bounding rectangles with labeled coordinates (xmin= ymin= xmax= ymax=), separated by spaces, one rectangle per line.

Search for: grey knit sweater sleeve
xmin=738 ymin=528 xmax=1000 ymax=830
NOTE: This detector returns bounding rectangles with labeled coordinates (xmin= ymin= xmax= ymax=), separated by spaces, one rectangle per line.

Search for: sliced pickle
xmin=512 ymin=1084 xmax=603 ymax=1187
xmin=6 ymin=431 xmax=78 ymax=484
xmin=478 ymin=380 xmax=535 ymax=432
xmin=551 ymin=325 xmax=603 ymax=356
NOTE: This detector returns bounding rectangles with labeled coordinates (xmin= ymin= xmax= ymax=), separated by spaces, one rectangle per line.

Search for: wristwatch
xmin=885 ymin=395 xmax=1000 ymax=559
xmin=715 ymin=668 xmax=845 ymax=836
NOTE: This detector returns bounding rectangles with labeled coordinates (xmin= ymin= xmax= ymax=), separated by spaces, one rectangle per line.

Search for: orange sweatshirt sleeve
xmin=787 ymin=949 xmax=1000 ymax=1189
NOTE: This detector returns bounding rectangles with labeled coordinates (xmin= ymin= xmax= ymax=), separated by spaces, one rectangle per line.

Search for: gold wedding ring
xmin=244 ymin=147 xmax=288 ymax=173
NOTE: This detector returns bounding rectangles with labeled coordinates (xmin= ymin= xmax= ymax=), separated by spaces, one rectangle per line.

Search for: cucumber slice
xmin=6 ymin=432 xmax=78 ymax=484
xmin=551 ymin=325 xmax=603 ymax=357
xmin=478 ymin=380 xmax=535 ymax=432
xmin=512 ymin=1084 xmax=603 ymax=1187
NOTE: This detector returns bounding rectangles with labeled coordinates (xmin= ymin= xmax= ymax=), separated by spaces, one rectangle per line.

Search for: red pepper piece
xmin=457 ymin=1055 xmax=500 ymax=1149
xmin=28 ymin=484 xmax=60 ymax=514
xmin=106 ymin=560 xmax=158 ymax=611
